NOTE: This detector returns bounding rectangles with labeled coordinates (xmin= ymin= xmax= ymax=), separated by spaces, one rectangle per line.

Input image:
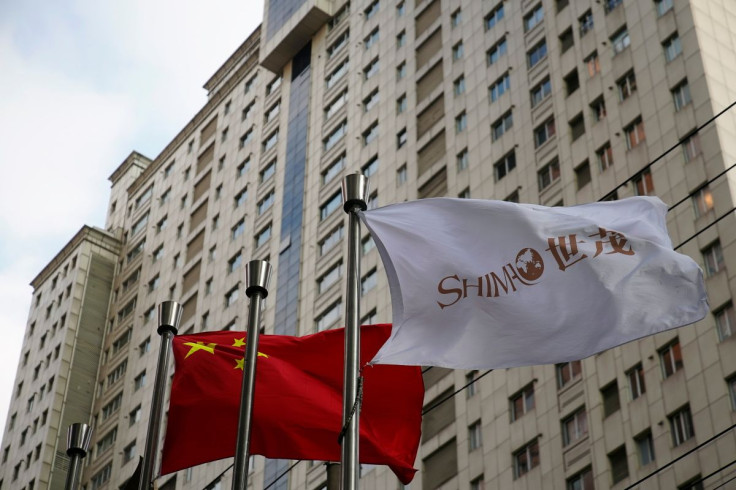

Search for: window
xmin=134 ymin=371 xmax=146 ymax=390
xmin=396 ymin=62 xmax=406 ymax=80
xmin=139 ymin=337 xmax=151 ymax=356
xmin=225 ymin=287 xmax=239 ymax=307
xmin=131 ymin=212 xmax=149 ymax=236
xmin=361 ymin=269 xmax=377 ymax=295
xmin=363 ymin=89 xmax=379 ymax=112
xmin=655 ymin=0 xmax=673 ymax=16
xmin=91 ymin=463 xmax=112 ymax=490
xmin=672 ymin=80 xmax=692 ymax=111
xmin=231 ymin=219 xmax=245 ymax=239
xmin=682 ymin=133 xmax=702 ymax=162
xmin=96 ymin=427 xmax=117 ymax=457
xmin=468 ymin=421 xmax=482 ymax=451
xmin=585 ymin=51 xmax=600 ymax=78
xmin=325 ymin=90 xmax=348 ymax=120
xmin=329 ymin=2 xmax=350 ymax=28
xmin=457 ymin=149 xmax=469 ymax=171
xmin=228 ymin=252 xmax=243 ymax=274
xmin=562 ymin=407 xmax=588 ymax=446
xmin=534 ymin=118 xmax=556 ymax=148
xmin=728 ymin=375 xmax=736 ymax=410
xmin=627 ymin=363 xmax=646 ymax=399
xmin=397 ymin=93 xmax=407 ymax=113
xmin=678 ymin=476 xmax=704 ymax=490
xmin=364 ymin=0 xmax=378 ymax=19
xmin=524 ymin=4 xmax=544 ymax=32
xmin=692 ymin=185 xmax=714 ymax=218
xmin=489 ymin=72 xmax=510 ymax=102
xmin=221 ymin=127 xmax=229 ymax=142
xmin=364 ymin=28 xmax=379 ymax=49
xmin=608 ymin=445 xmax=629 ymax=484
xmin=601 ymin=381 xmax=620 ymax=417
xmin=715 ymin=303 xmax=734 ymax=341
xmin=636 ymin=431 xmax=655 ymax=466
xmin=538 ymin=159 xmax=561 ymax=191
xmin=597 ymin=143 xmax=614 ymax=171
xmin=513 ymin=439 xmax=540 ymax=478
xmin=234 ymin=187 xmax=248 ymax=208
xmin=257 ymin=190 xmax=275 ymax=215
xmin=510 ymin=384 xmax=535 ymax=421
xmin=663 ymin=33 xmax=682 ymax=61
xmin=255 ymin=224 xmax=272 ymax=248
xmin=669 ymin=405 xmax=695 ymax=446
xmin=364 ymin=58 xmax=379 ymax=79
xmin=323 ymin=153 xmax=346 ymax=185
xmin=397 ymin=30 xmax=406 ymax=47
xmin=564 ymin=70 xmax=580 ymax=96
xmin=112 ymin=329 xmax=132 ymax=354
xmin=559 ymin=28 xmax=574 ymax=53
xmin=579 ymin=10 xmax=593 ymax=36
xmin=491 ymin=111 xmax=513 ymax=140
xmin=590 ymin=97 xmax=606 ymax=122
xmin=397 ymin=164 xmax=408 ymax=185
xmin=242 ymin=101 xmax=255 ymax=121
xmin=326 ymin=59 xmax=349 ymax=89
xmin=396 ymin=1 xmax=405 ymax=16
xmin=263 ymin=130 xmax=278 ymax=152
xmin=633 ymin=169 xmax=654 ymax=197
xmin=101 ymin=393 xmax=123 ymax=420
xmin=321 ymin=192 xmax=342 ymax=221
xmin=466 ymin=370 xmax=479 ymax=398
xmin=454 ymin=75 xmax=466 ymax=96
xmin=363 ymin=122 xmax=378 ymax=145
xmin=660 ymin=340 xmax=683 ymax=378
xmin=618 ymin=71 xmax=637 ymax=100
xmin=123 ymin=441 xmax=136 ymax=463
xmin=527 ymin=40 xmax=547 ymax=68
xmin=625 ymin=118 xmax=646 ymax=150
xmin=397 ymin=128 xmax=407 ymax=148
xmin=317 ymin=301 xmax=342 ymax=331
xmin=494 ymin=150 xmax=516 ymax=181
xmin=569 ymin=113 xmax=585 ymax=141
xmin=531 ymin=78 xmax=551 ymax=107
xmin=319 ymin=225 xmax=344 ymax=256
xmin=567 ymin=467 xmax=593 ymax=490
xmin=265 ymin=101 xmax=280 ymax=123
xmin=327 ymin=30 xmax=349 ymax=59
xmin=487 ymin=37 xmax=508 ymax=65
xmin=484 ymin=3 xmax=504 ymax=30
xmin=611 ymin=27 xmax=630 ymax=55
xmin=575 ymin=161 xmax=591 ymax=189
xmin=556 ymin=360 xmax=581 ymax=388
xmin=456 ymin=112 xmax=468 ymax=133
xmin=265 ymin=76 xmax=282 ymax=96
xmin=362 ymin=235 xmax=375 ymax=255
xmin=702 ymin=241 xmax=725 ymax=277
xmin=361 ymin=157 xmax=378 ymax=179
xmin=244 ymin=74 xmax=256 ymax=93
xmin=452 ymin=41 xmax=464 ymax=61
xmin=471 ymin=475 xmax=485 ymax=490
xmin=260 ymin=160 xmax=276 ymax=182
xmin=318 ymin=262 xmax=342 ymax=293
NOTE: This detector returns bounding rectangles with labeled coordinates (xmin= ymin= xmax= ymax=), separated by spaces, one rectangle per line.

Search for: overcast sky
xmin=0 ymin=0 xmax=263 ymax=433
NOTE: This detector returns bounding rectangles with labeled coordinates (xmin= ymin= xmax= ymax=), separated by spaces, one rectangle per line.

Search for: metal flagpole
xmin=138 ymin=301 xmax=183 ymax=490
xmin=232 ymin=259 xmax=272 ymax=490
xmin=340 ymin=173 xmax=368 ymax=490
xmin=64 ymin=423 xmax=92 ymax=490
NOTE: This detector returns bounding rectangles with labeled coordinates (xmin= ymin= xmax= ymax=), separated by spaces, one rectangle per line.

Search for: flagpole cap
xmin=245 ymin=259 xmax=272 ymax=298
xmin=342 ymin=173 xmax=368 ymax=212
xmin=66 ymin=423 xmax=92 ymax=457
xmin=158 ymin=300 xmax=183 ymax=336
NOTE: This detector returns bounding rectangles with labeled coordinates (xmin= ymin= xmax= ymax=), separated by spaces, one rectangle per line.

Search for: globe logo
xmin=515 ymin=248 xmax=544 ymax=282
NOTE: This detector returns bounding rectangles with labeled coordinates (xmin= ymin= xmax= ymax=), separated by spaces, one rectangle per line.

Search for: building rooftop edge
xmin=108 ymin=151 xmax=153 ymax=185
xmin=30 ymin=226 xmax=122 ymax=289
xmin=204 ymin=25 xmax=262 ymax=94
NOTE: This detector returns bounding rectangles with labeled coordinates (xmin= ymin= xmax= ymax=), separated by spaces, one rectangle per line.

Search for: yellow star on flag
xmin=233 ymin=338 xmax=246 ymax=347
xmin=183 ymin=342 xmax=217 ymax=359
xmin=235 ymin=357 xmax=244 ymax=370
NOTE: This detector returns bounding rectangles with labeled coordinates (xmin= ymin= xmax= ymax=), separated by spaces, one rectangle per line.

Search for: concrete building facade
xmin=2 ymin=0 xmax=736 ymax=489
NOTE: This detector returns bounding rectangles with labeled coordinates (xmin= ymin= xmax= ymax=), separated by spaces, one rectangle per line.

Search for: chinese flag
xmin=160 ymin=324 xmax=423 ymax=484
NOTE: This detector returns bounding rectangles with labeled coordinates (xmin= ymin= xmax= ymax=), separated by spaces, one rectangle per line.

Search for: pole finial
xmin=245 ymin=259 xmax=272 ymax=298
xmin=158 ymin=301 xmax=183 ymax=336
xmin=66 ymin=423 xmax=93 ymax=458
xmin=342 ymin=173 xmax=368 ymax=212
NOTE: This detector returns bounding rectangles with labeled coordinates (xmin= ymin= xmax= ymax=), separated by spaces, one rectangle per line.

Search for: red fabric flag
xmin=160 ymin=324 xmax=423 ymax=484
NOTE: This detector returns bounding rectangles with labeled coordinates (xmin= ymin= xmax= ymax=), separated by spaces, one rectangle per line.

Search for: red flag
xmin=160 ymin=324 xmax=423 ymax=484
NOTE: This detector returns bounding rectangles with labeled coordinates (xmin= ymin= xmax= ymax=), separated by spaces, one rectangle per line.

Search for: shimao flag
xmin=360 ymin=197 xmax=708 ymax=369
xmin=160 ymin=324 xmax=423 ymax=484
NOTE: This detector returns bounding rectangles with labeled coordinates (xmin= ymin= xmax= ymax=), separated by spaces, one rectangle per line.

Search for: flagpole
xmin=138 ymin=301 xmax=183 ymax=490
xmin=64 ymin=423 xmax=92 ymax=490
xmin=232 ymin=259 xmax=272 ymax=490
xmin=340 ymin=173 xmax=368 ymax=490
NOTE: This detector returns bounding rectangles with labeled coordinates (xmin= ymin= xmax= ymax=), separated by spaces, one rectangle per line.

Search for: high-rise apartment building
xmin=3 ymin=0 xmax=736 ymax=489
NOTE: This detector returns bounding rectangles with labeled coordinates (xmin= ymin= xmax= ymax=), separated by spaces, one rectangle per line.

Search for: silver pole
xmin=340 ymin=173 xmax=368 ymax=490
xmin=64 ymin=423 xmax=92 ymax=490
xmin=232 ymin=259 xmax=272 ymax=490
xmin=326 ymin=462 xmax=340 ymax=490
xmin=139 ymin=301 xmax=183 ymax=490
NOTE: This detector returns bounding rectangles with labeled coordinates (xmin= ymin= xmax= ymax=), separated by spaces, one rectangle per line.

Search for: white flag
xmin=360 ymin=197 xmax=708 ymax=369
